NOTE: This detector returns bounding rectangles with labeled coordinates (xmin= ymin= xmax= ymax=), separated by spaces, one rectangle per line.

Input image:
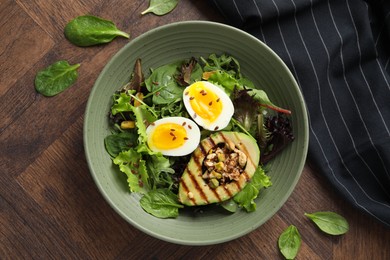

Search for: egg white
xmin=183 ymin=81 xmax=234 ymax=131
xmin=146 ymin=117 xmax=200 ymax=156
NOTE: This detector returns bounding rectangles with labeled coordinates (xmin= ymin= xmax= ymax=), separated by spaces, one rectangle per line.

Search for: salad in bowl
xmin=104 ymin=54 xmax=294 ymax=218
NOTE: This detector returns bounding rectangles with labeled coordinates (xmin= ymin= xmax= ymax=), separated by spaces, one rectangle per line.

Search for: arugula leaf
xmin=141 ymin=0 xmax=179 ymax=16
xmin=233 ymin=166 xmax=272 ymax=212
xmin=104 ymin=131 xmax=138 ymax=157
xmin=305 ymin=211 xmax=349 ymax=235
xmin=146 ymin=154 xmax=176 ymax=190
xmin=35 ymin=60 xmax=80 ymax=97
xmin=278 ymin=225 xmax=301 ymax=260
xmin=202 ymin=53 xmax=241 ymax=78
xmin=64 ymin=15 xmax=129 ymax=47
xmin=113 ymin=149 xmax=149 ymax=193
xmin=140 ymin=188 xmax=184 ymax=218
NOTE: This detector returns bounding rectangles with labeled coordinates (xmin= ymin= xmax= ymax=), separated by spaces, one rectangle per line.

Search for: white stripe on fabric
xmin=232 ymin=0 xmax=244 ymax=22
xmin=270 ymin=0 xmax=301 ymax=87
xmin=290 ymin=0 xmax=390 ymax=212
xmin=346 ymin=0 xmax=390 ymax=135
xmin=375 ymin=11 xmax=390 ymax=91
xmin=212 ymin=0 xmax=228 ymax=23
xmin=328 ymin=4 xmax=390 ymax=180
xmin=386 ymin=58 xmax=390 ymax=70
xmin=286 ymin=0 xmax=390 ymax=225
xmin=309 ymin=116 xmax=389 ymax=225
xmin=374 ymin=12 xmax=390 ymax=47
xmin=310 ymin=1 xmax=390 ymax=195
xmin=252 ymin=0 xmax=267 ymax=44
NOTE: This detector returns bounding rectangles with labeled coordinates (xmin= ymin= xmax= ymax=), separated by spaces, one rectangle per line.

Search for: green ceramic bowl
xmin=84 ymin=21 xmax=309 ymax=245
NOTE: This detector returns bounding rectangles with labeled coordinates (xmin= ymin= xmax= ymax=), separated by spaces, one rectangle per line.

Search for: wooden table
xmin=1 ymin=0 xmax=389 ymax=259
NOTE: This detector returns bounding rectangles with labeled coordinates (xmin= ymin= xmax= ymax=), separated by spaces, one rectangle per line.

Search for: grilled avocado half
xmin=178 ymin=131 xmax=260 ymax=206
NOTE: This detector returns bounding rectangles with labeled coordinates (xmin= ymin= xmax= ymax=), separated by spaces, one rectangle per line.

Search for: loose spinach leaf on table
xmin=305 ymin=211 xmax=349 ymax=235
xmin=278 ymin=225 xmax=301 ymax=260
xmin=35 ymin=60 xmax=80 ymax=97
xmin=140 ymin=188 xmax=184 ymax=218
xmin=141 ymin=0 xmax=179 ymax=16
xmin=64 ymin=15 xmax=129 ymax=47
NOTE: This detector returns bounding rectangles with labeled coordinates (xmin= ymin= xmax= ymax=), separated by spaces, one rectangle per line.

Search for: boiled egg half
xmin=183 ymin=81 xmax=234 ymax=131
xmin=146 ymin=117 xmax=201 ymax=156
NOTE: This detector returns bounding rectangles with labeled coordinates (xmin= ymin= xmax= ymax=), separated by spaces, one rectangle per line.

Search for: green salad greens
xmin=104 ymin=54 xmax=294 ymax=218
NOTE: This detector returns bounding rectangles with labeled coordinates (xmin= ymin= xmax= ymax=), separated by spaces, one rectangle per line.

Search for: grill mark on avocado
xmin=210 ymin=185 xmax=222 ymax=202
xmin=191 ymin=145 xmax=210 ymax=205
xmin=179 ymin=176 xmax=196 ymax=205
xmin=223 ymin=185 xmax=233 ymax=198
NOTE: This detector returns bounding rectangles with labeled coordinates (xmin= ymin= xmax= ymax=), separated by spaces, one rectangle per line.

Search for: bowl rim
xmin=83 ymin=20 xmax=309 ymax=245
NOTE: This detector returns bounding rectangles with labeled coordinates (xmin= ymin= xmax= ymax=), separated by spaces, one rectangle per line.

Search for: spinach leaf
xmin=35 ymin=60 xmax=80 ymax=97
xmin=233 ymin=166 xmax=272 ymax=212
xmin=278 ymin=225 xmax=301 ymax=260
xmin=104 ymin=131 xmax=138 ymax=157
xmin=305 ymin=211 xmax=349 ymax=235
xmin=140 ymin=188 xmax=184 ymax=218
xmin=64 ymin=15 xmax=129 ymax=47
xmin=141 ymin=0 xmax=179 ymax=16
xmin=144 ymin=62 xmax=184 ymax=104
xmin=220 ymin=199 xmax=238 ymax=213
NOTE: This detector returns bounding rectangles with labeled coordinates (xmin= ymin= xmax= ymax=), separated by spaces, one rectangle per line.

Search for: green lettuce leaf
xmin=111 ymin=92 xmax=133 ymax=115
xmin=113 ymin=149 xmax=149 ymax=193
xmin=233 ymin=166 xmax=272 ymax=212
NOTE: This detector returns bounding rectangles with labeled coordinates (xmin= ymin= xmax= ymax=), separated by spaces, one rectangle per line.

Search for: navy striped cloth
xmin=212 ymin=0 xmax=390 ymax=227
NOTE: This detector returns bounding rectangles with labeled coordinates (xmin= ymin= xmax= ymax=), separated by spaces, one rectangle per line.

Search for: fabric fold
xmin=212 ymin=0 xmax=390 ymax=227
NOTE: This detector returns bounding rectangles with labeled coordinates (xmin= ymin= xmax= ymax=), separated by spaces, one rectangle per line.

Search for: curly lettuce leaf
xmin=113 ymin=149 xmax=149 ymax=193
xmin=111 ymin=92 xmax=133 ymax=115
xmin=233 ymin=166 xmax=272 ymax=212
xmin=201 ymin=53 xmax=241 ymax=78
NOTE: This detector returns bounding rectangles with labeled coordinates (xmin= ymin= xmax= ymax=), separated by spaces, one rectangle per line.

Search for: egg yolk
xmin=187 ymin=82 xmax=223 ymax=123
xmin=149 ymin=123 xmax=188 ymax=150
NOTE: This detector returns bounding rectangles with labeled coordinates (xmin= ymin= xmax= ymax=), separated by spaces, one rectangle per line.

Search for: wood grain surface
xmin=1 ymin=0 xmax=389 ymax=259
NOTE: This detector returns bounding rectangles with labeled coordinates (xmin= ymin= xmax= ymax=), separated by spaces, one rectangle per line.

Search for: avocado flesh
xmin=179 ymin=131 xmax=260 ymax=206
